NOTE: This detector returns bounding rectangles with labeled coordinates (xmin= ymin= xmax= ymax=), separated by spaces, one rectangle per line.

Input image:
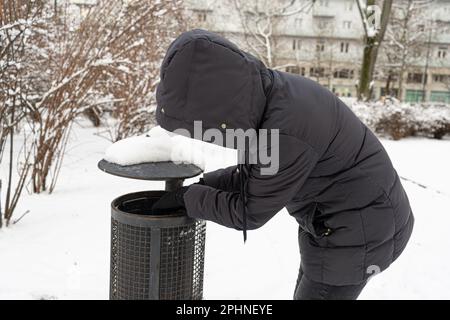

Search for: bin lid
xmin=98 ymin=159 xmax=203 ymax=181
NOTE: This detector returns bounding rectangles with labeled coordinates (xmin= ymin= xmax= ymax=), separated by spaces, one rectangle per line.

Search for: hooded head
xmin=155 ymin=29 xmax=272 ymax=147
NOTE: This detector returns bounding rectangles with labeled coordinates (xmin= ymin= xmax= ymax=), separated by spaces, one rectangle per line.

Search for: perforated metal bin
xmin=110 ymin=190 xmax=206 ymax=300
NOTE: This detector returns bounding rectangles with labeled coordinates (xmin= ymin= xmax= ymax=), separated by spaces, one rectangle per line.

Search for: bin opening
xmin=115 ymin=191 xmax=185 ymax=216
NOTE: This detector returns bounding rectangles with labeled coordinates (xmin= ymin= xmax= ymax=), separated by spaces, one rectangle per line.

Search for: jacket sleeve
xmin=183 ymin=136 xmax=319 ymax=230
xmin=202 ymin=166 xmax=240 ymax=191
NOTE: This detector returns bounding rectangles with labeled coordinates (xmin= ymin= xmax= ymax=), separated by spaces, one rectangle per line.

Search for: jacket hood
xmin=156 ymin=29 xmax=271 ymax=145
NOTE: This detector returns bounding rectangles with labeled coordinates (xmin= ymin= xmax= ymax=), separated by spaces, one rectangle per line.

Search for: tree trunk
xmin=0 ymin=180 xmax=3 ymax=228
xmin=385 ymin=69 xmax=392 ymax=96
xmin=398 ymin=0 xmax=412 ymax=102
xmin=4 ymin=98 xmax=15 ymax=225
xmin=398 ymin=61 xmax=406 ymax=101
xmin=359 ymin=37 xmax=379 ymax=100
xmin=357 ymin=0 xmax=393 ymax=100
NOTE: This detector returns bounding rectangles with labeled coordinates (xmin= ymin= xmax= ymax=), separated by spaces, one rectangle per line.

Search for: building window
xmin=380 ymin=87 xmax=399 ymax=98
xmin=295 ymin=18 xmax=303 ymax=27
xmin=343 ymin=21 xmax=352 ymax=29
xmin=333 ymin=69 xmax=354 ymax=79
xmin=405 ymin=90 xmax=425 ymax=103
xmin=386 ymin=72 xmax=399 ymax=82
xmin=433 ymin=74 xmax=449 ymax=83
xmin=286 ymin=66 xmax=305 ymax=76
xmin=316 ymin=18 xmax=330 ymax=30
xmin=407 ymin=72 xmax=427 ymax=84
xmin=316 ymin=41 xmax=325 ymax=52
xmin=340 ymin=42 xmax=349 ymax=53
xmin=430 ymin=91 xmax=450 ymax=103
xmin=318 ymin=0 xmax=330 ymax=7
xmin=438 ymin=47 xmax=447 ymax=59
xmin=292 ymin=39 xmax=301 ymax=51
xmin=310 ymin=67 xmax=325 ymax=78
xmin=194 ymin=10 xmax=208 ymax=22
xmin=286 ymin=66 xmax=300 ymax=74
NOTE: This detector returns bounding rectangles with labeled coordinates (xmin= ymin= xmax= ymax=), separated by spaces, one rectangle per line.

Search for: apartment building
xmin=186 ymin=0 xmax=450 ymax=103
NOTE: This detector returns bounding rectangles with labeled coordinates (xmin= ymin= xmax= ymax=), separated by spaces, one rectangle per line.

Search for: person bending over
xmin=152 ymin=29 xmax=414 ymax=300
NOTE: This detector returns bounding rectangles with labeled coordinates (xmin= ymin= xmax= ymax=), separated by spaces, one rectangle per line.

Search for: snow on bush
xmin=345 ymin=99 xmax=450 ymax=140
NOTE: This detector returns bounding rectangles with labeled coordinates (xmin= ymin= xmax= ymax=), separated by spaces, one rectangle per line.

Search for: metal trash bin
xmin=98 ymin=160 xmax=206 ymax=300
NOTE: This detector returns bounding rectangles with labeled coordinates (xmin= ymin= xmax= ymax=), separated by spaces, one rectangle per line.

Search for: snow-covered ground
xmin=0 ymin=121 xmax=449 ymax=300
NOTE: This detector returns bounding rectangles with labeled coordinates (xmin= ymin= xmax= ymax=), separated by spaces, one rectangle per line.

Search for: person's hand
xmin=151 ymin=186 xmax=188 ymax=214
xmin=151 ymin=178 xmax=204 ymax=214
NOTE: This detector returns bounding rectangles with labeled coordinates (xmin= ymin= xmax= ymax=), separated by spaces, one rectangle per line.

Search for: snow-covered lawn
xmin=0 ymin=122 xmax=449 ymax=300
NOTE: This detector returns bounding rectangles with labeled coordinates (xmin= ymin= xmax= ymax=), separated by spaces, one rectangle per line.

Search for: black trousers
xmin=293 ymin=266 xmax=367 ymax=300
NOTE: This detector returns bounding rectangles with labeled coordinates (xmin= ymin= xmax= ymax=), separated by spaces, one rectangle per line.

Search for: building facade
xmin=186 ymin=0 xmax=450 ymax=103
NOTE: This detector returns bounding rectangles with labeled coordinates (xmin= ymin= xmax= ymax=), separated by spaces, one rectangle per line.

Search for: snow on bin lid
xmin=98 ymin=159 xmax=203 ymax=181
xmin=98 ymin=126 xmax=204 ymax=180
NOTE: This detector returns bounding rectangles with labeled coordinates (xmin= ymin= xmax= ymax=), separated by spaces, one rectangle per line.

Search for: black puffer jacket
xmin=156 ymin=29 xmax=414 ymax=286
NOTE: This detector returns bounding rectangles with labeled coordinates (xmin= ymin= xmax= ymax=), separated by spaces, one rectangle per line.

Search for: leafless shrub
xmin=28 ymin=3 xmax=117 ymax=193
xmin=30 ymin=0 xmax=186 ymax=193
xmin=0 ymin=0 xmax=43 ymax=226
xmin=376 ymin=110 xmax=416 ymax=140
xmin=1 ymin=0 xmax=186 ymax=224
xmin=95 ymin=0 xmax=186 ymax=141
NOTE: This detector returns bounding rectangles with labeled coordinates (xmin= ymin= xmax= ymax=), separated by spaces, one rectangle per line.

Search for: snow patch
xmin=104 ymin=126 xmax=206 ymax=169
xmin=0 ymin=121 xmax=449 ymax=299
